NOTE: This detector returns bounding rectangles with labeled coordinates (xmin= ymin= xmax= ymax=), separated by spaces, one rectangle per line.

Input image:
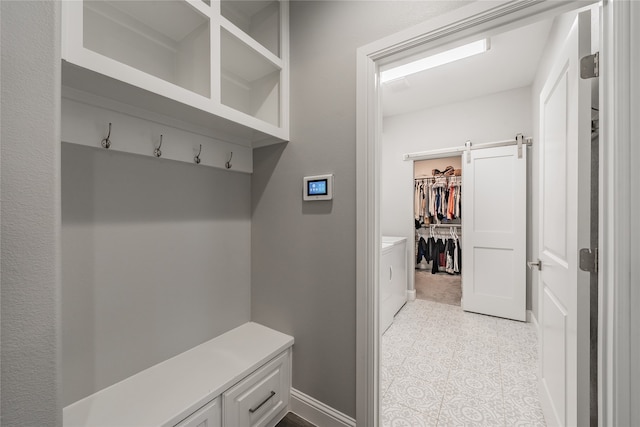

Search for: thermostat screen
xmin=303 ymin=174 xmax=333 ymax=201
xmin=307 ymin=179 xmax=328 ymax=196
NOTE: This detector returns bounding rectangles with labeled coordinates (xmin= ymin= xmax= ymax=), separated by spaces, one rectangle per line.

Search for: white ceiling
xmin=381 ymin=18 xmax=554 ymax=118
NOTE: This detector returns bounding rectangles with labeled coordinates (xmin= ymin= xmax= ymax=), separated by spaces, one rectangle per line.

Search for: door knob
xmin=527 ymin=259 xmax=542 ymax=270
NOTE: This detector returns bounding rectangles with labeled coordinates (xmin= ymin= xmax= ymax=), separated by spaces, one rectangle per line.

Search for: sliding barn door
xmin=462 ymin=145 xmax=527 ymax=321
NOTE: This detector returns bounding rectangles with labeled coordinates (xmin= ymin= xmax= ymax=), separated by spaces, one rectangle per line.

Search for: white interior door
xmin=462 ymin=144 xmax=527 ymax=321
xmin=537 ymin=10 xmax=592 ymax=427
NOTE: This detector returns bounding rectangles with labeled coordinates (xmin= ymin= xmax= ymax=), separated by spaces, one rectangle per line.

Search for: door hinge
xmin=580 ymin=52 xmax=599 ymax=79
xmin=579 ymin=248 xmax=598 ymax=273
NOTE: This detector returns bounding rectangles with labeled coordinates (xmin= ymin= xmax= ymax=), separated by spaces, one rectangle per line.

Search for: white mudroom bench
xmin=64 ymin=322 xmax=294 ymax=427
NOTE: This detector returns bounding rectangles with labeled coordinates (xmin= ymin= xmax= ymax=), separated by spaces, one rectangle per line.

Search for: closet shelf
xmin=61 ymin=64 xmax=282 ymax=149
xmin=220 ymin=0 xmax=281 ymax=58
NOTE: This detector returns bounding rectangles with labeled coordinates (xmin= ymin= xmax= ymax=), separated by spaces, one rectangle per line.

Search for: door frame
xmin=409 ymin=151 xmax=464 ymax=301
xmin=355 ymin=0 xmax=634 ymax=425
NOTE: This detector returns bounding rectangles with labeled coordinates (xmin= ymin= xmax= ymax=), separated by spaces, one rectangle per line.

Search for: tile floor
xmin=381 ymin=299 xmax=546 ymax=426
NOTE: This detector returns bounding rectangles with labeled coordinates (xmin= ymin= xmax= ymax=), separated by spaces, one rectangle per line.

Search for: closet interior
xmin=414 ymin=157 xmax=462 ymax=306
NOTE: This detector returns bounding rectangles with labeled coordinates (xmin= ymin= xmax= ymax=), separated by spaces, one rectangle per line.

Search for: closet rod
xmin=427 ymin=223 xmax=462 ymax=228
xmin=414 ymin=176 xmax=462 ymax=181
xmin=403 ymin=136 xmax=532 ymax=161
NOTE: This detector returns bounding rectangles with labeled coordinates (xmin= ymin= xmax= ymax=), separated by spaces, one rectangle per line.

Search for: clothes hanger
xmin=452 ymin=227 xmax=458 ymax=240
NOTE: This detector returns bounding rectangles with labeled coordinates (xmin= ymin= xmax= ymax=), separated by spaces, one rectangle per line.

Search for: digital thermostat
xmin=303 ymin=174 xmax=333 ymax=201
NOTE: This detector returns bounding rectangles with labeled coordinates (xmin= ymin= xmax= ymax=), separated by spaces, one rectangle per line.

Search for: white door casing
xmin=462 ymin=145 xmax=527 ymax=321
xmin=354 ymin=1 xmax=633 ymax=426
xmin=537 ymin=10 xmax=592 ymax=427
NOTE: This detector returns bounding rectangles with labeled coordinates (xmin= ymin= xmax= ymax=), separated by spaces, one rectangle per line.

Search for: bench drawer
xmin=174 ymin=397 xmax=221 ymax=427
xmin=223 ymin=350 xmax=290 ymax=427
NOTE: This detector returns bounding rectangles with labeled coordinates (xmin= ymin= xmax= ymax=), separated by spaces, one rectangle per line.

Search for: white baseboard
xmin=289 ymin=388 xmax=356 ymax=427
xmin=407 ymin=289 xmax=416 ymax=301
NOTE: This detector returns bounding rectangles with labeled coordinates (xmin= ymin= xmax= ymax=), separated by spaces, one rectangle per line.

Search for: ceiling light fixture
xmin=380 ymin=38 xmax=490 ymax=83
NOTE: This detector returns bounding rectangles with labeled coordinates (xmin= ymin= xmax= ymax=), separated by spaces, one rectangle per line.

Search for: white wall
xmin=62 ymin=144 xmax=252 ymax=405
xmin=251 ymin=1 xmax=467 ymax=418
xmin=382 ymin=86 xmax=532 ymax=298
xmin=1 ymin=1 xmax=61 ymax=425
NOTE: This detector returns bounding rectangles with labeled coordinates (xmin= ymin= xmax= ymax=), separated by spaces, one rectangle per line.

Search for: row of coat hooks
xmin=101 ymin=122 xmax=233 ymax=169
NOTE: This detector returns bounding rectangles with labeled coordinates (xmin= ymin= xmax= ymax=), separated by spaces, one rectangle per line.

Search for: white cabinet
xmin=63 ymin=323 xmax=293 ymax=427
xmin=61 ymin=0 xmax=289 ymax=148
xmin=380 ymin=237 xmax=407 ymax=334
xmin=175 ymin=397 xmax=221 ymax=427
xmin=223 ymin=350 xmax=291 ymax=427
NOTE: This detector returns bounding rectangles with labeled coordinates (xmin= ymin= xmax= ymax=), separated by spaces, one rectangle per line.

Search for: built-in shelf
xmin=83 ymin=1 xmax=211 ymax=98
xmin=221 ymin=28 xmax=281 ymax=127
xmin=221 ymin=0 xmax=280 ymax=57
xmin=61 ymin=0 xmax=289 ymax=152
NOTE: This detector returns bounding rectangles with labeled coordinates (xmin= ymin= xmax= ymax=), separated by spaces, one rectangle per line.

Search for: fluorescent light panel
xmin=380 ymin=38 xmax=490 ymax=83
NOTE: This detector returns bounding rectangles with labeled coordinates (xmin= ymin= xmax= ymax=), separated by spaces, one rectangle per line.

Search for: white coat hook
xmin=154 ymin=135 xmax=163 ymax=158
xmin=225 ymin=152 xmax=233 ymax=169
xmin=101 ymin=122 xmax=112 ymax=149
xmin=194 ymin=144 xmax=202 ymax=164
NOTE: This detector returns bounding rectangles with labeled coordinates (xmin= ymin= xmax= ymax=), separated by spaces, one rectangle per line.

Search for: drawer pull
xmin=249 ymin=390 xmax=276 ymax=414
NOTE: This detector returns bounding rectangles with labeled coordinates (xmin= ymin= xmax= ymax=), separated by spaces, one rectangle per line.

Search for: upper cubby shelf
xmin=221 ymin=1 xmax=281 ymax=58
xmin=83 ymin=1 xmax=211 ymax=98
xmin=61 ymin=0 xmax=289 ymax=149
xmin=221 ymin=28 xmax=281 ymax=128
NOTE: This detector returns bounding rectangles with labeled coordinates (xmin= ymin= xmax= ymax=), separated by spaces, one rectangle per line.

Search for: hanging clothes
xmin=420 ymin=182 xmax=427 ymax=222
xmin=454 ymin=239 xmax=461 ymax=274
xmin=447 ymin=184 xmax=455 ymax=220
xmin=428 ymin=180 xmax=436 ymax=218
xmin=431 ymin=241 xmax=440 ymax=274
xmin=415 ymin=179 xmax=438 ymax=225
xmin=416 ymin=236 xmax=428 ymax=263
xmin=414 ymin=182 xmax=421 ymax=221
xmin=430 ymin=238 xmax=446 ymax=274
xmin=422 ymin=227 xmax=462 ymax=275
xmin=423 ymin=176 xmax=461 ymax=222
xmin=445 ymin=238 xmax=455 ymax=274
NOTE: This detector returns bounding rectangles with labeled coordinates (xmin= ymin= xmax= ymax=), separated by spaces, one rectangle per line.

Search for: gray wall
xmin=251 ymin=1 xmax=467 ymax=417
xmin=630 ymin=4 xmax=640 ymax=424
xmin=1 ymin=1 xmax=61 ymax=425
xmin=62 ymin=144 xmax=251 ymax=405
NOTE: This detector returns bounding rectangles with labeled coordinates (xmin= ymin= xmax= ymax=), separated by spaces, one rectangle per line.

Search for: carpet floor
xmin=414 ymin=269 xmax=461 ymax=306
